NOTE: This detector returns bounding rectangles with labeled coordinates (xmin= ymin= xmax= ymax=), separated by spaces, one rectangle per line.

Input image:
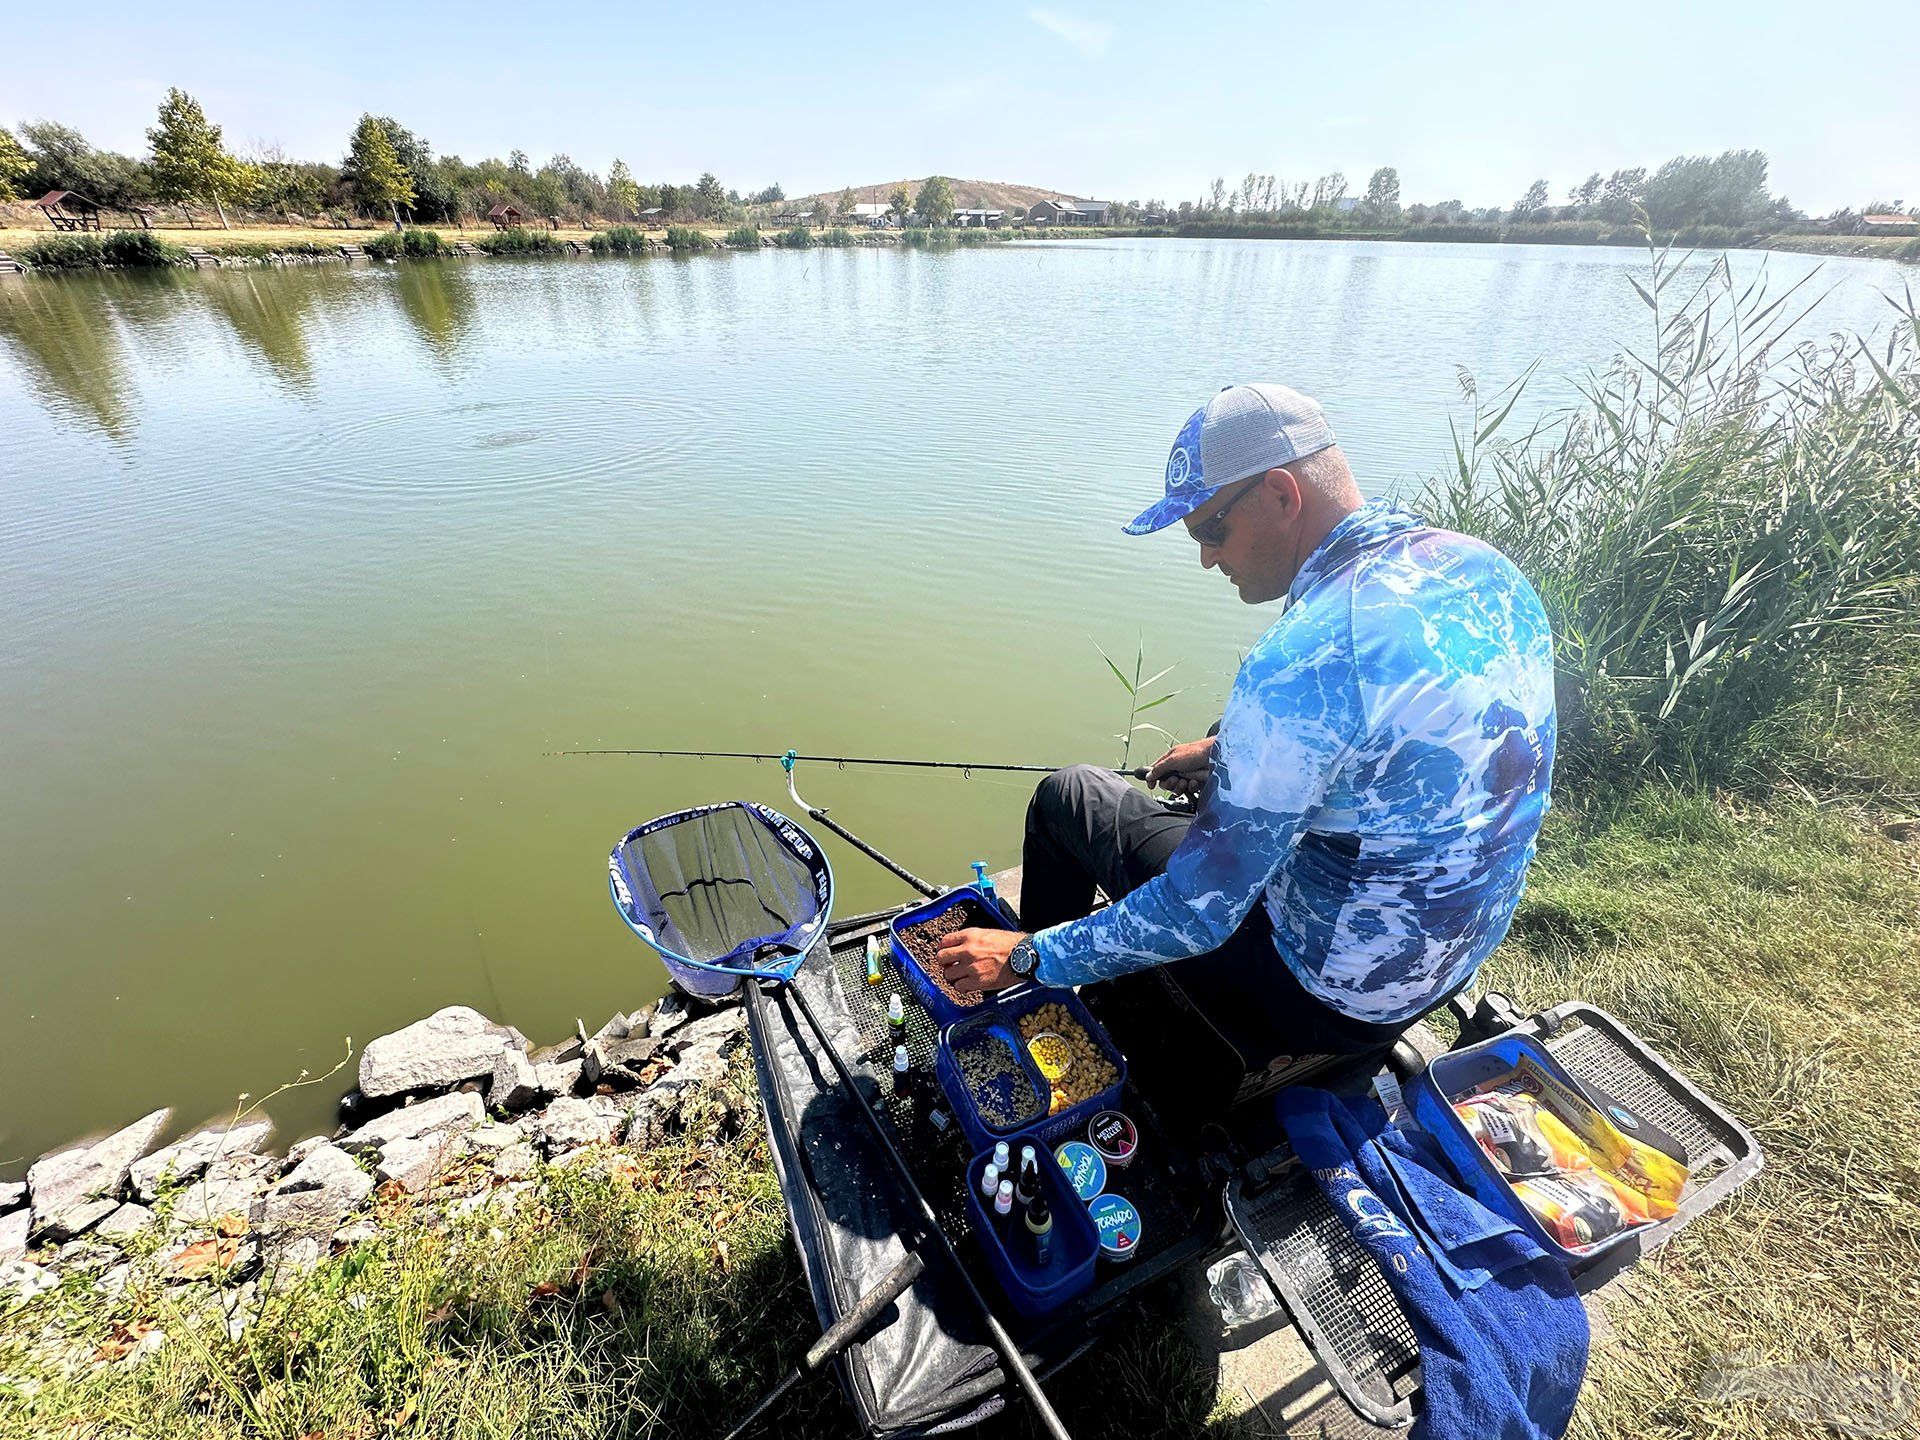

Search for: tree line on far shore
xmin=0 ymin=92 xmax=1909 ymax=239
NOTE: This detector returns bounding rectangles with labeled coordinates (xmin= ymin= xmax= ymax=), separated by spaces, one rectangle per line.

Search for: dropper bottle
xmin=993 ymin=1179 xmax=1015 ymax=1236
xmin=979 ymin=1162 xmax=1001 ymax=1204
xmin=887 ymin=993 xmax=906 ymax=1044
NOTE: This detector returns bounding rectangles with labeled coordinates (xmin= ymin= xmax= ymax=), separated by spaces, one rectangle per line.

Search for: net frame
xmin=608 ymin=801 xmax=834 ymax=985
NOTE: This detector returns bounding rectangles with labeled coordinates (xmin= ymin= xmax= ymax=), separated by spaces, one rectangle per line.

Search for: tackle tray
xmin=1226 ymin=999 xmax=1766 ymax=1428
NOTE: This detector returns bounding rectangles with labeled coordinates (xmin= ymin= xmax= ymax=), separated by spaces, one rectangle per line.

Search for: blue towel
xmin=1278 ymin=1086 xmax=1588 ymax=1440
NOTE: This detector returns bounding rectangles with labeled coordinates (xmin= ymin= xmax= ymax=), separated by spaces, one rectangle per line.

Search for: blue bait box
xmin=938 ymin=986 xmax=1127 ymax=1156
xmin=888 ymin=885 xmax=1017 ymax=1029
xmin=963 ymin=1140 xmax=1099 ymax=1319
xmin=936 ymin=1013 xmax=1052 ymax=1155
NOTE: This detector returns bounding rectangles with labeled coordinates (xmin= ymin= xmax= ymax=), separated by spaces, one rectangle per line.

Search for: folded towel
xmin=1279 ymin=1086 xmax=1589 ymax=1440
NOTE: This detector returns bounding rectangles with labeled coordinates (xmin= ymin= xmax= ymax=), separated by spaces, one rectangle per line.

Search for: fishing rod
xmin=550 ymin=745 xmax=1153 ymax=782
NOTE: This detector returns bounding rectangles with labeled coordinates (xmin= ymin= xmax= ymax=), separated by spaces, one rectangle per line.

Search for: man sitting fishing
xmin=938 ymin=382 xmax=1557 ymax=1118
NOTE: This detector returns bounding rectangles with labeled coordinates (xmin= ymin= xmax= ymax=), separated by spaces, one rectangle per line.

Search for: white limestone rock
xmin=253 ymin=1144 xmax=373 ymax=1234
xmin=524 ymin=1096 xmax=624 ymax=1156
xmin=489 ymin=1047 xmax=542 ymax=1112
xmin=93 ymin=1204 xmax=155 ymax=1242
xmin=0 ymin=1209 xmax=30 ymax=1265
xmin=374 ymin=1134 xmax=465 ymax=1194
xmin=357 ymin=1006 xmax=518 ymax=1099
xmin=27 ymin=1109 xmax=171 ymax=1239
xmin=339 ymin=1091 xmax=483 ymax=1155
xmin=171 ymin=1155 xmax=278 ymax=1231
xmin=129 ymin=1117 xmax=274 ymax=1204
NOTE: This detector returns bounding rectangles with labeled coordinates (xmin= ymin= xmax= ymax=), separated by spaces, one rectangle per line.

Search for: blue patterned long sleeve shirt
xmin=1033 ymin=501 xmax=1557 ymax=1025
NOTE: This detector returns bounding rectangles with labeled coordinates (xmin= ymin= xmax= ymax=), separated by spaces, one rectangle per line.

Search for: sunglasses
xmin=1187 ymin=478 xmax=1261 ymax=548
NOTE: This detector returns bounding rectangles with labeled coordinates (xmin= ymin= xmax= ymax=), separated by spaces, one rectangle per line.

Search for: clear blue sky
xmin=6 ymin=1 xmax=1914 ymax=213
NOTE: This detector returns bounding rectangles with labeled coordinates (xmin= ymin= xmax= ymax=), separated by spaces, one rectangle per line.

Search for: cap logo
xmin=1166 ymin=447 xmax=1192 ymax=488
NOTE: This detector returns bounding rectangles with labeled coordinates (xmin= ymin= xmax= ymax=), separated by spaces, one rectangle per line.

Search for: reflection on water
xmin=199 ymin=266 xmax=352 ymax=392
xmin=0 ymin=239 xmax=1911 ymax=1168
xmin=394 ymin=260 xmax=478 ymax=362
xmin=0 ymin=275 xmax=149 ymax=438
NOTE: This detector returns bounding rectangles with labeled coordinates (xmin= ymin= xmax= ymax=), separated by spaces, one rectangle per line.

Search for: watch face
xmin=1013 ymin=940 xmax=1037 ymax=975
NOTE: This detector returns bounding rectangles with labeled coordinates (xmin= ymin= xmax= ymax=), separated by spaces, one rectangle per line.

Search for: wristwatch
xmin=1008 ymin=936 xmax=1039 ymax=979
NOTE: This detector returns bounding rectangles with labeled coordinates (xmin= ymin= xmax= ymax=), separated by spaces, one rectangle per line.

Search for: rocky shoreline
xmin=0 ymin=991 xmax=749 ymax=1372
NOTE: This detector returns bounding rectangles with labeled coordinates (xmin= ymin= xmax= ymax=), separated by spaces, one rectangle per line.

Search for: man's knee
xmin=1028 ymin=764 xmax=1117 ymax=832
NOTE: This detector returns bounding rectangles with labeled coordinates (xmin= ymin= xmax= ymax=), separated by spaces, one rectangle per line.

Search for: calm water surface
xmin=1 ymin=238 xmax=1908 ymax=1168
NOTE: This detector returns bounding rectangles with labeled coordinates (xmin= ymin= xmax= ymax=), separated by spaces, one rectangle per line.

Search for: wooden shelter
xmin=36 ymin=191 xmax=103 ymax=232
xmin=486 ymin=202 xmax=525 ymax=230
xmin=128 ymin=205 xmax=159 ymax=231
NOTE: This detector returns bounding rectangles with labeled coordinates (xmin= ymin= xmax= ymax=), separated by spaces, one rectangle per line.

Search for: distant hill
xmin=792 ymin=178 xmax=1096 ymax=213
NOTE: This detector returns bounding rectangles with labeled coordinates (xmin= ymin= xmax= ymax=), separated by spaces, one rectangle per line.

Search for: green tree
xmin=607 ymin=159 xmax=639 ymax=219
xmin=915 ymin=174 xmax=955 ymax=226
xmin=343 ymin=114 xmax=416 ymax=229
xmin=1510 ymin=178 xmax=1550 ymax=220
xmin=147 ymin=88 xmax=252 ymax=229
xmin=888 ymin=186 xmax=912 ymax=224
xmin=1569 ymin=172 xmax=1603 ymax=214
xmin=0 ymin=126 xmax=30 ymax=201
xmin=692 ymin=171 xmax=727 ymax=218
xmin=247 ymin=139 xmax=321 ymax=218
xmin=837 ymin=186 xmax=856 ymax=220
xmin=508 ymin=149 xmax=529 ymax=176
xmin=657 ymin=182 xmax=683 ymax=217
xmin=18 ymin=121 xmax=150 ymax=209
xmin=1363 ymin=166 xmax=1401 ymax=214
xmin=1598 ymin=168 xmax=1647 ymax=224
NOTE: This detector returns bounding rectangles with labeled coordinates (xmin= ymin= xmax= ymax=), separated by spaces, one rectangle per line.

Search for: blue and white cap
xmin=1124 ymin=383 xmax=1338 ymax=536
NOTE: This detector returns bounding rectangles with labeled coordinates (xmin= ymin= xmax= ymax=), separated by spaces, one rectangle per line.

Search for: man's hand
xmin=1145 ymin=735 xmax=1216 ymax=798
xmin=937 ymin=928 xmax=1030 ymax=995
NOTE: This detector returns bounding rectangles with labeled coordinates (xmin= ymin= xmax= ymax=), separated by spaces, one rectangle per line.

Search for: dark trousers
xmin=1022 ymin=765 xmax=1408 ymax=1120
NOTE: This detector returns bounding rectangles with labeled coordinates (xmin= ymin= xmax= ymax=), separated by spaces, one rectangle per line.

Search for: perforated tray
xmin=1228 ymin=1000 xmax=1765 ymax=1428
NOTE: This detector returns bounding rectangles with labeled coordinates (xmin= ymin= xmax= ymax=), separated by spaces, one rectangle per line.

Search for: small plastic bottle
xmin=979 ymin=1161 xmax=1001 ymax=1204
xmin=864 ymin=936 xmax=883 ymax=985
xmin=887 ymin=993 xmax=906 ymax=1043
xmin=1025 ymin=1195 xmax=1053 ymax=1267
xmin=993 ymin=1179 xmax=1015 ymax=1235
xmin=891 ymin=1044 xmax=911 ymax=1102
xmin=1014 ymin=1145 xmax=1040 ymax=1209
xmin=993 ymin=1140 xmax=1011 ymax=1174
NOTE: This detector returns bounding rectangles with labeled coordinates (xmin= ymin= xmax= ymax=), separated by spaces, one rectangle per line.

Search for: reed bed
xmin=1418 ymin=242 xmax=1920 ymax=796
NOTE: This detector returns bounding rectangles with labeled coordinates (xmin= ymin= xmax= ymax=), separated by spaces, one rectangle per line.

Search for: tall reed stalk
xmin=1419 ymin=240 xmax=1920 ymax=791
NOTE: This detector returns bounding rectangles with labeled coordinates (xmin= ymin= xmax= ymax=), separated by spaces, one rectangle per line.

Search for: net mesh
xmin=614 ymin=803 xmax=827 ymax=971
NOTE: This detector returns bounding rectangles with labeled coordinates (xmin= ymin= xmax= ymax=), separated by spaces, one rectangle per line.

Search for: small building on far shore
xmin=851 ymin=202 xmax=896 ymax=229
xmin=1023 ymin=198 xmax=1110 ymax=226
xmin=36 ymin=191 xmax=103 ymax=232
xmin=486 ymin=202 xmax=525 ymax=230
xmin=636 ymin=207 xmax=667 ymax=229
xmin=951 ymin=208 xmax=1005 ymax=228
xmin=1861 ymin=212 xmax=1918 ymax=235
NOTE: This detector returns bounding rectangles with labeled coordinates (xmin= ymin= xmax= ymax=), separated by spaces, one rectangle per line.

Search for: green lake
xmin=1 ymin=237 xmax=1909 ymax=1169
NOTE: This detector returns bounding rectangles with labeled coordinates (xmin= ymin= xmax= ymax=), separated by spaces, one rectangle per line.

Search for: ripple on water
xmin=295 ymin=387 xmax=713 ymax=504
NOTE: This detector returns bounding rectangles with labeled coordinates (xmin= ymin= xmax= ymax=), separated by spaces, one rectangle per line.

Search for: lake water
xmin=1 ymin=237 xmax=1909 ymax=1169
